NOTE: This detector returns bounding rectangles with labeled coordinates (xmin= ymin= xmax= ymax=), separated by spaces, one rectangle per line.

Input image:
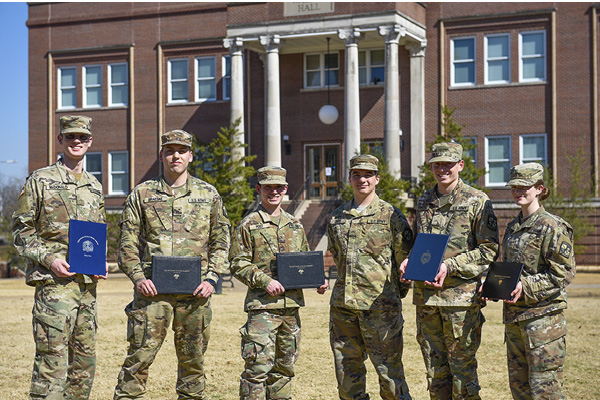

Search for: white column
xmin=223 ymin=37 xmax=245 ymax=162
xmin=338 ymin=28 xmax=361 ymax=176
xmin=379 ymin=24 xmax=406 ymax=179
xmin=260 ymin=35 xmax=282 ymax=167
xmin=407 ymin=40 xmax=427 ymax=180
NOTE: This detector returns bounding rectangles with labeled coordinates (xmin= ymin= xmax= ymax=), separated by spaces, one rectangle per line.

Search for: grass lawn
xmin=1 ymin=273 xmax=598 ymax=399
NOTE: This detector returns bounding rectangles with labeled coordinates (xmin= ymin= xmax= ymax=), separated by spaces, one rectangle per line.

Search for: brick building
xmin=27 ymin=2 xmax=599 ymax=264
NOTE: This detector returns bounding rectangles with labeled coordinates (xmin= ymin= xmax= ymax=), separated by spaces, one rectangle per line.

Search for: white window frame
xmin=519 ymin=30 xmax=546 ymax=82
xmin=83 ymin=152 xmax=103 ymax=185
xmin=304 ymin=52 xmax=340 ymax=89
xmin=195 ymin=56 xmax=217 ymax=102
xmin=451 ymin=36 xmax=476 ymax=87
xmin=485 ymin=135 xmax=512 ymax=187
xmin=520 ymin=133 xmax=547 ymax=165
xmin=108 ymin=151 xmax=129 ymax=195
xmin=359 ymin=49 xmax=385 ymax=85
xmin=83 ymin=65 xmax=102 ymax=108
xmin=222 ymin=55 xmax=231 ymax=100
xmin=484 ymin=33 xmax=510 ymax=84
xmin=58 ymin=66 xmax=77 ymax=110
xmin=108 ymin=62 xmax=128 ymax=107
xmin=168 ymin=58 xmax=189 ymax=103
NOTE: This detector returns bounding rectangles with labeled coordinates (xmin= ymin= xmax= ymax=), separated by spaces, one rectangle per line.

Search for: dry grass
xmin=1 ymin=273 xmax=599 ymax=400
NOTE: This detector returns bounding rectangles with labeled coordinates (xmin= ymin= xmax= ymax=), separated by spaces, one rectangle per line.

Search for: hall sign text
xmin=284 ymin=2 xmax=335 ymax=17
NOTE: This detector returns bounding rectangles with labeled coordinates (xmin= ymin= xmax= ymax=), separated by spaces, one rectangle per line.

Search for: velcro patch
xmin=558 ymin=241 xmax=572 ymax=259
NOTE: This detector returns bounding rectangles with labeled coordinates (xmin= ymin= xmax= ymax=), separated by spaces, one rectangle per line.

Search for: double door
xmin=305 ymin=144 xmax=340 ymax=199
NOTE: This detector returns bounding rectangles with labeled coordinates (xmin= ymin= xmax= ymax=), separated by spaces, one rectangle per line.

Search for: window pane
xmin=454 ymin=39 xmax=474 ymax=61
xmin=307 ymin=71 xmax=320 ymax=87
xmin=488 ymin=138 xmax=509 ymax=159
xmin=86 ymin=154 xmax=101 ymax=173
xmin=61 ymin=68 xmax=76 ymax=87
xmin=489 ymin=162 xmax=509 ymax=183
xmin=112 ymin=174 xmax=128 ymax=193
xmin=197 ymin=58 xmax=215 ymax=78
xmin=171 ymin=81 xmax=188 ymax=100
xmin=224 ymin=77 xmax=231 ymax=99
xmin=86 ymin=87 xmax=102 ymax=106
xmin=224 ymin=56 xmax=231 ymax=76
xmin=306 ymin=55 xmax=320 ymax=70
xmin=111 ymin=64 xmax=127 ymax=84
xmin=488 ymin=60 xmax=509 ymax=82
xmin=198 ymin=80 xmax=215 ymax=99
xmin=325 ymin=70 xmax=338 ymax=86
xmin=111 ymin=153 xmax=128 ymax=171
xmin=523 ymin=136 xmax=545 ymax=160
xmin=522 ymin=58 xmax=544 ymax=80
xmin=371 ymin=50 xmax=384 ymax=66
xmin=171 ymin=60 xmax=187 ymax=80
xmin=86 ymin=67 xmax=101 ymax=85
xmin=325 ymin=53 xmax=338 ymax=69
xmin=522 ymin=33 xmax=544 ymax=56
xmin=112 ymin=86 xmax=128 ymax=105
xmin=61 ymin=89 xmax=76 ymax=108
xmin=371 ymin=67 xmax=384 ymax=84
xmin=455 ymin=63 xmax=474 ymax=84
xmin=487 ymin=36 xmax=508 ymax=58
xmin=359 ymin=67 xmax=367 ymax=84
xmin=358 ymin=51 xmax=366 ymax=67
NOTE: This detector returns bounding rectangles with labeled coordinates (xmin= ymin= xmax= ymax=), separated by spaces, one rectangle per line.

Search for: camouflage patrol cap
xmin=429 ymin=142 xmax=463 ymax=163
xmin=60 ymin=115 xmax=92 ymax=136
xmin=257 ymin=166 xmax=288 ymax=185
xmin=349 ymin=154 xmax=379 ymax=171
xmin=161 ymin=129 xmax=193 ymax=148
xmin=507 ymin=162 xmax=544 ymax=186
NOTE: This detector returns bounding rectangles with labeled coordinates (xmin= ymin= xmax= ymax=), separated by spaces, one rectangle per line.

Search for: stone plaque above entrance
xmin=283 ymin=2 xmax=334 ymax=17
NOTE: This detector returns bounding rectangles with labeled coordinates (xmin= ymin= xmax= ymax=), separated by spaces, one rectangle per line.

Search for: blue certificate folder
xmin=403 ymin=233 xmax=450 ymax=282
xmin=68 ymin=219 xmax=107 ymax=275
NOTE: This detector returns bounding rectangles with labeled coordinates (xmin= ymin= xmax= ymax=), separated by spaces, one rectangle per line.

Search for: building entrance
xmin=305 ymin=144 xmax=340 ymax=199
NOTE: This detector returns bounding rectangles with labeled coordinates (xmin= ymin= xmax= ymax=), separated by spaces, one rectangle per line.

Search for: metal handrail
xmin=286 ymin=174 xmax=311 ymax=216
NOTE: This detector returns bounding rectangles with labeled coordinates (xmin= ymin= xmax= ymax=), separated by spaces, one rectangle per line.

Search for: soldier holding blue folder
xmin=12 ymin=115 xmax=106 ymax=399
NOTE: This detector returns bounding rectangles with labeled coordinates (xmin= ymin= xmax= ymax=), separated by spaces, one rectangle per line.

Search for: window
xmin=109 ymin=151 xmax=129 ymax=195
xmin=195 ymin=57 xmax=216 ymax=102
xmin=84 ymin=152 xmax=102 ymax=184
xmin=485 ymin=136 xmax=511 ymax=186
xmin=223 ymin=55 xmax=231 ymax=100
xmin=304 ymin=52 xmax=339 ymax=88
xmin=83 ymin=65 xmax=102 ymax=108
xmin=520 ymin=134 xmax=547 ymax=165
xmin=109 ymin=63 xmax=128 ymax=106
xmin=520 ymin=31 xmax=546 ymax=82
xmin=168 ymin=59 xmax=188 ymax=103
xmin=359 ymin=49 xmax=384 ymax=85
xmin=451 ymin=37 xmax=475 ymax=86
xmin=485 ymin=34 xmax=510 ymax=84
xmin=58 ymin=67 xmax=77 ymax=109
xmin=464 ymin=137 xmax=478 ymax=167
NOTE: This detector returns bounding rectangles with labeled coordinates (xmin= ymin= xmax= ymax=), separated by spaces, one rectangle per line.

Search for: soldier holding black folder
xmin=399 ymin=142 xmax=499 ymax=400
xmin=113 ymin=129 xmax=231 ymax=399
xmin=229 ymin=166 xmax=328 ymax=400
xmin=495 ymin=163 xmax=575 ymax=399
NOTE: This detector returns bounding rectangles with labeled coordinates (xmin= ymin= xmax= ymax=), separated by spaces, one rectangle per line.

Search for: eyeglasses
xmin=64 ymin=133 xmax=91 ymax=143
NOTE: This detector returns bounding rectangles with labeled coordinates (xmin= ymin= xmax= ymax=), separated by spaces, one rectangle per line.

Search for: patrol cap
xmin=257 ymin=166 xmax=288 ymax=185
xmin=507 ymin=162 xmax=544 ymax=187
xmin=349 ymin=154 xmax=379 ymax=171
xmin=161 ymin=129 xmax=193 ymax=148
xmin=429 ymin=142 xmax=463 ymax=163
xmin=60 ymin=115 xmax=92 ymax=136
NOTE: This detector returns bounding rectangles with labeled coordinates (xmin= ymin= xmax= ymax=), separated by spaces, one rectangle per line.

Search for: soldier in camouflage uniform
xmin=496 ymin=163 xmax=574 ymax=400
xmin=327 ymin=154 xmax=414 ymax=400
xmin=113 ymin=130 xmax=230 ymax=400
xmin=12 ymin=115 xmax=106 ymax=399
xmin=399 ymin=142 xmax=499 ymax=399
xmin=230 ymin=166 xmax=328 ymax=400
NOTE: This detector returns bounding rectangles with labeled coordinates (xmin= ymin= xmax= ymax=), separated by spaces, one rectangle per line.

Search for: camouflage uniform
xmin=114 ymin=132 xmax=230 ymax=400
xmin=413 ymin=175 xmax=499 ymax=399
xmin=502 ymin=163 xmax=575 ymax=400
xmin=328 ymin=157 xmax=414 ymax=400
xmin=12 ymin=115 xmax=105 ymax=399
xmin=230 ymin=166 xmax=309 ymax=400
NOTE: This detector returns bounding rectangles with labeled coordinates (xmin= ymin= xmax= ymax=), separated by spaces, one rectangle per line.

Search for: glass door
xmin=305 ymin=144 xmax=340 ymax=199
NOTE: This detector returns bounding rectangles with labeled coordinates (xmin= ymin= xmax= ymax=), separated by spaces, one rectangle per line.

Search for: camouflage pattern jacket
xmin=502 ymin=206 xmax=575 ymax=323
xmin=327 ymin=195 xmax=414 ymax=310
xmin=413 ymin=179 xmax=499 ymax=306
xmin=230 ymin=205 xmax=308 ymax=311
xmin=12 ymin=159 xmax=105 ymax=286
xmin=118 ymin=175 xmax=230 ymax=286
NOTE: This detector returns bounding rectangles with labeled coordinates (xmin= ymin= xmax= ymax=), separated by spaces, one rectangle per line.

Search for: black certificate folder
xmin=68 ymin=219 xmax=107 ymax=275
xmin=277 ymin=251 xmax=325 ymax=289
xmin=151 ymin=256 xmax=202 ymax=295
xmin=481 ymin=262 xmax=524 ymax=300
xmin=403 ymin=233 xmax=450 ymax=282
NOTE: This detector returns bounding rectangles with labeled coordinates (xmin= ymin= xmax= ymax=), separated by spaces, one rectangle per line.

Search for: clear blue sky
xmin=0 ymin=2 xmax=28 ymax=183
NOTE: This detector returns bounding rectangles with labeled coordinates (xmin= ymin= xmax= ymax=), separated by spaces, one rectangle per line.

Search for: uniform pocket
xmin=32 ymin=300 xmax=67 ymax=353
xmin=239 ymin=324 xmax=270 ymax=362
xmin=526 ymin=312 xmax=567 ymax=349
xmin=125 ymin=302 xmax=147 ymax=348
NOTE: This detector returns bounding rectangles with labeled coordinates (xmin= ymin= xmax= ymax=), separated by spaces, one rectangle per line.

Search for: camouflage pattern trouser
xmin=113 ymin=293 xmax=212 ymax=400
xmin=30 ymin=281 xmax=97 ymax=400
xmin=239 ymin=308 xmax=301 ymax=400
xmin=329 ymin=306 xmax=411 ymax=400
xmin=416 ymin=305 xmax=484 ymax=400
xmin=505 ymin=311 xmax=567 ymax=400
